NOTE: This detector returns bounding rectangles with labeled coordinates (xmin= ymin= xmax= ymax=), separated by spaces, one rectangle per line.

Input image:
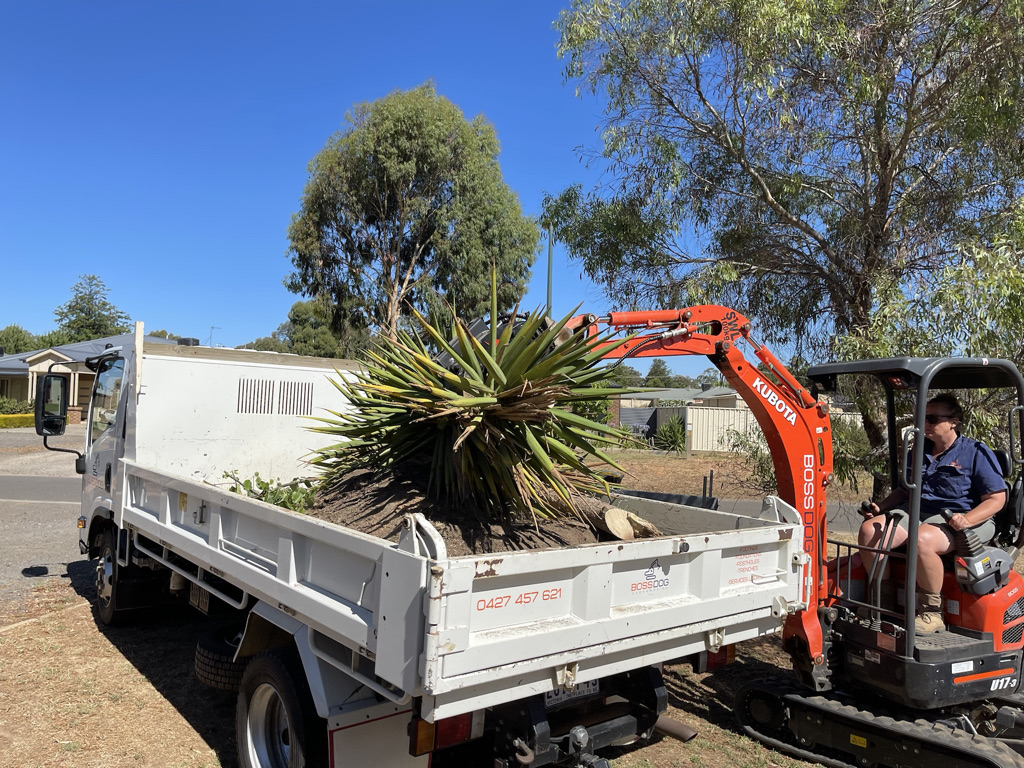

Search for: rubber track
xmin=737 ymin=680 xmax=1024 ymax=768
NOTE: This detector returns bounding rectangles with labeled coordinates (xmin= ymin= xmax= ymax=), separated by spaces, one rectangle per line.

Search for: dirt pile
xmin=308 ymin=465 xmax=604 ymax=556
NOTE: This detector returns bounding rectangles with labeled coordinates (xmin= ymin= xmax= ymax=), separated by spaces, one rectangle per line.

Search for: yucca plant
xmin=309 ymin=302 xmax=638 ymax=527
xmin=653 ymin=416 xmax=687 ymax=452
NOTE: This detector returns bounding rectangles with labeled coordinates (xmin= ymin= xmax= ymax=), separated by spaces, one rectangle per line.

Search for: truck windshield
xmin=90 ymin=357 xmax=125 ymax=445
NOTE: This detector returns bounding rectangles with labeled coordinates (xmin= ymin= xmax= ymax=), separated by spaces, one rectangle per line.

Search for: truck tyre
xmin=236 ymin=650 xmax=326 ymax=768
xmin=195 ymin=623 xmax=247 ymax=691
xmin=94 ymin=528 xmax=126 ymax=626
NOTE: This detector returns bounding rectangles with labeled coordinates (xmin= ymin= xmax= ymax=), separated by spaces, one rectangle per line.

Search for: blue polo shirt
xmin=920 ymin=436 xmax=1006 ymax=518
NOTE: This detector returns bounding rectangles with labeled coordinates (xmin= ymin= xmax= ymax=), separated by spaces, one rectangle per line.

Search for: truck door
xmin=84 ymin=356 xmax=126 ymax=516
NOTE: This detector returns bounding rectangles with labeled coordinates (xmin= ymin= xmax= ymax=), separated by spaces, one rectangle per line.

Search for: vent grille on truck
xmin=237 ymin=379 xmax=314 ymax=416
xmin=278 ymin=381 xmax=314 ymax=416
xmin=238 ymin=379 xmax=275 ymax=414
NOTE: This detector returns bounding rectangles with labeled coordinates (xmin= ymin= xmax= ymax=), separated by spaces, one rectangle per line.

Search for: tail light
xmin=409 ymin=710 xmax=485 ymax=756
xmin=693 ymin=645 xmax=736 ymax=673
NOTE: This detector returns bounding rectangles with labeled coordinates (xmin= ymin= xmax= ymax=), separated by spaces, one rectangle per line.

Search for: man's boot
xmin=914 ymin=590 xmax=945 ymax=634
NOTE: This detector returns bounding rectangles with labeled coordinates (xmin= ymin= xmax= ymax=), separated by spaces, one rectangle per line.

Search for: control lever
xmin=941 ymin=508 xmax=1012 ymax=595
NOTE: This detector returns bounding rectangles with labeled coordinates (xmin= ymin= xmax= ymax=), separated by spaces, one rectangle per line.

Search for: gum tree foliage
xmin=610 ymin=362 xmax=644 ymax=387
xmin=54 ymin=275 xmax=132 ymax=343
xmin=239 ymin=300 xmax=368 ymax=359
xmin=287 ymin=83 xmax=540 ymax=342
xmin=838 ymin=226 xmax=1024 ymax=449
xmin=0 ymin=325 xmax=36 ymax=355
xmin=34 ymin=329 xmax=72 ymax=348
xmin=547 ymin=0 xmax=1024 ymax=353
xmin=644 ymin=358 xmax=672 ymax=387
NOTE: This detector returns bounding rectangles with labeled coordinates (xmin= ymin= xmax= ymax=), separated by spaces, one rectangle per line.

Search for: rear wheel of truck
xmin=236 ymin=650 xmax=326 ymax=768
xmin=195 ymin=623 xmax=247 ymax=691
xmin=94 ymin=528 xmax=126 ymax=626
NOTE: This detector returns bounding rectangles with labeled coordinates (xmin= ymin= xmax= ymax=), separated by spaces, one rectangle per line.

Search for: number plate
xmin=544 ymin=679 xmax=601 ymax=708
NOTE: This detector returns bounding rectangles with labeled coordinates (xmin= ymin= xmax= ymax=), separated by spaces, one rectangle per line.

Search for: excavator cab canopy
xmin=806 ymin=356 xmax=1024 ymax=395
xmin=807 ymin=356 xmax=1024 ymax=550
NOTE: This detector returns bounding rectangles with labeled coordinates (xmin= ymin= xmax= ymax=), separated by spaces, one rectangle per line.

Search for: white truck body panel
xmin=87 ymin=337 xmax=803 ymax=725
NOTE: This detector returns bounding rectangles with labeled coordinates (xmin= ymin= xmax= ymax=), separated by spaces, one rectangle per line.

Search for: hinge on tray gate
xmin=772 ymin=595 xmax=803 ymax=618
xmin=194 ymin=501 xmax=207 ymax=525
xmin=555 ymin=662 xmax=580 ymax=691
xmin=706 ymin=628 xmax=725 ymax=653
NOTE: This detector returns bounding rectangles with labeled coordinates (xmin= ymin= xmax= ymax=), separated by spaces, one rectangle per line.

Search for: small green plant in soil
xmin=223 ymin=471 xmax=316 ymax=513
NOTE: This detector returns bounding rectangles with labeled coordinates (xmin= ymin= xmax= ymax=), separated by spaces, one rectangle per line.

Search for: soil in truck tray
xmin=309 ymin=465 xmax=602 ymax=556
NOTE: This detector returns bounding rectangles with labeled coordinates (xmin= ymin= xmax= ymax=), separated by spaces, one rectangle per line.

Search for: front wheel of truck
xmin=94 ymin=528 xmax=126 ymax=626
xmin=236 ymin=650 xmax=326 ymax=768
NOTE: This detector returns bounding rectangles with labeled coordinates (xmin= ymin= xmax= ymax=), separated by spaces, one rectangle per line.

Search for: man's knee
xmin=917 ymin=525 xmax=953 ymax=555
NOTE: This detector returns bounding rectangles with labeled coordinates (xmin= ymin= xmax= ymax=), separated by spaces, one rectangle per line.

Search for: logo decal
xmin=751 ymin=377 xmax=798 ymax=426
xmin=631 ymin=559 xmax=670 ymax=593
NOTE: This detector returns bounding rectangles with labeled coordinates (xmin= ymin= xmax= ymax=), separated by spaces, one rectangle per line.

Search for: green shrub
xmin=653 ymin=416 xmax=687 ymax=452
xmin=0 ymin=397 xmax=33 ymax=415
xmin=618 ymin=424 xmax=652 ymax=449
xmin=0 ymin=414 xmax=35 ymax=428
xmin=223 ymin=471 xmax=316 ymax=513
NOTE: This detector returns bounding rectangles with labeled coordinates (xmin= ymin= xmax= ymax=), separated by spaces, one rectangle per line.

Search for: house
xmin=618 ymin=385 xmax=742 ymax=409
xmin=0 ymin=333 xmax=175 ymax=422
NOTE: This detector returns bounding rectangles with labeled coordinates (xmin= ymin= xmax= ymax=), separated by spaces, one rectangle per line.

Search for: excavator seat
xmin=992 ymin=449 xmax=1023 ymax=548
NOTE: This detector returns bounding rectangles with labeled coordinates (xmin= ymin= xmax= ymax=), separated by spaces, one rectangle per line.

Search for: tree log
xmin=580 ymin=505 xmax=662 ymax=540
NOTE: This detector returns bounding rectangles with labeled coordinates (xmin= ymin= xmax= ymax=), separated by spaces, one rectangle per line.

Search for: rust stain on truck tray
xmin=475 ymin=558 xmax=504 ymax=578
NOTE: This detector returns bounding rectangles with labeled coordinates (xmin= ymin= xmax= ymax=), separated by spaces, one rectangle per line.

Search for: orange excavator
xmin=571 ymin=305 xmax=1024 ymax=767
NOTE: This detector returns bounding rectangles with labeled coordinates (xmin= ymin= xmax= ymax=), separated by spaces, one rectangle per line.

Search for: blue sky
xmin=0 ymin=2 xmax=707 ymax=376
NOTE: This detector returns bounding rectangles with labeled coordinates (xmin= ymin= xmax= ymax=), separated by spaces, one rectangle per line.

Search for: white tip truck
xmin=35 ymin=321 xmax=806 ymax=768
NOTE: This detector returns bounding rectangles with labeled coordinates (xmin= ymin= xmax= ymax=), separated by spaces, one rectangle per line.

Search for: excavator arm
xmin=571 ymin=306 xmax=835 ymax=670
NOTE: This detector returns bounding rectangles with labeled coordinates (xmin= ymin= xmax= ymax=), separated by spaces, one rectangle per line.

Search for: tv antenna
xmin=208 ymin=326 xmax=221 ymax=347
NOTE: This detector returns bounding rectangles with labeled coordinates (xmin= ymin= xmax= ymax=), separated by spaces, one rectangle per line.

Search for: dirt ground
xmin=0 ymin=451 xmax=826 ymax=768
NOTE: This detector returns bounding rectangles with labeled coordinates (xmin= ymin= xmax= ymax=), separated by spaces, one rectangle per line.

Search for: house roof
xmin=634 ymin=386 xmax=738 ymax=402
xmin=0 ymin=334 xmax=176 ymax=377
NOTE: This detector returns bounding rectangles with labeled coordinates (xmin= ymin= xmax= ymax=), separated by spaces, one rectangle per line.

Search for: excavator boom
xmin=574 ymin=306 xmax=834 ymax=652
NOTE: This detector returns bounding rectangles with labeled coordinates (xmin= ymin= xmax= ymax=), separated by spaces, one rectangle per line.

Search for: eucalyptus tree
xmin=547 ymin=0 xmax=1024 ymax=353
xmin=288 ymin=83 xmax=540 ymax=342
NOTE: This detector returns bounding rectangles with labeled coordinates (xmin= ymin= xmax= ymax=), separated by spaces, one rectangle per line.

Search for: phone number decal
xmin=476 ymin=588 xmax=564 ymax=612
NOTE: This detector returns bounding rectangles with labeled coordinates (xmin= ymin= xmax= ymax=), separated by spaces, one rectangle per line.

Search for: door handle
xmin=105 ymin=463 xmax=112 ymax=492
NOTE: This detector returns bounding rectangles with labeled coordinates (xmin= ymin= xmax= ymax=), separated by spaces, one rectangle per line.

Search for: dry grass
xmin=0 ymin=582 xmax=233 ymax=768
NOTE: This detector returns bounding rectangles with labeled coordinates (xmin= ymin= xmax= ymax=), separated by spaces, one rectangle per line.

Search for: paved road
xmin=0 ymin=425 xmax=87 ymax=607
xmin=714 ymin=497 xmax=863 ymax=536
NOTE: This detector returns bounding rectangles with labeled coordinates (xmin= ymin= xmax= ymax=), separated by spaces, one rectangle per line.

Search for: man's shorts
xmin=888 ymin=508 xmax=996 ymax=545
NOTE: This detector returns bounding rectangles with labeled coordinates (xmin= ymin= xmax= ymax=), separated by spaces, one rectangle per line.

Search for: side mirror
xmin=35 ymin=374 xmax=69 ymax=437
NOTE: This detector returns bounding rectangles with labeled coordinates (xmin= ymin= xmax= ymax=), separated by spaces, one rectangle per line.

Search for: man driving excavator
xmin=857 ymin=393 xmax=1007 ymax=633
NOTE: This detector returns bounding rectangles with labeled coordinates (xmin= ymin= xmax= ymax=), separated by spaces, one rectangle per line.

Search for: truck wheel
xmin=94 ymin=528 xmax=126 ymax=626
xmin=236 ymin=651 xmax=326 ymax=768
xmin=195 ymin=623 xmax=247 ymax=691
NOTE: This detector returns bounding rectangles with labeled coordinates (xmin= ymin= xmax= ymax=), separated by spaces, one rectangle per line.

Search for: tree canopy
xmin=287 ymin=83 xmax=541 ymax=341
xmin=548 ymin=0 xmax=1024 ymax=352
xmin=54 ymin=275 xmax=132 ymax=342
xmin=644 ymin=358 xmax=672 ymax=387
xmin=0 ymin=325 xmax=36 ymax=355
xmin=239 ymin=300 xmax=367 ymax=359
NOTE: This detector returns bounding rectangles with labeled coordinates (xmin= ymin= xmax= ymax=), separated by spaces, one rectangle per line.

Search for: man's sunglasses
xmin=925 ymin=413 xmax=953 ymax=424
